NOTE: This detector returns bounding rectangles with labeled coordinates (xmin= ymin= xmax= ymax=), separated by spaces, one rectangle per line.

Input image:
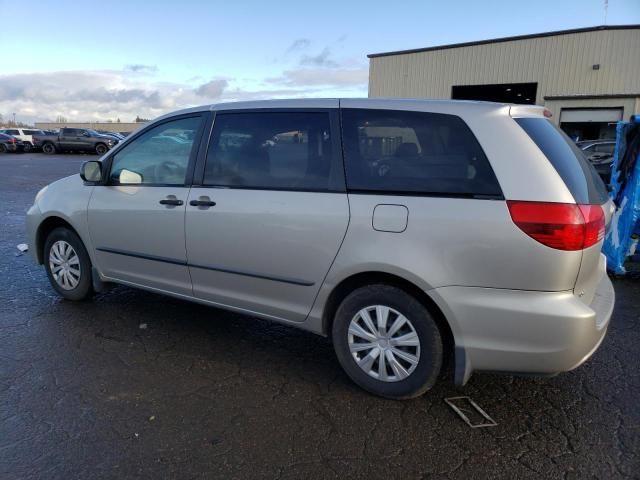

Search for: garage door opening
xmin=451 ymin=83 xmax=537 ymax=104
xmin=559 ymin=107 xmax=623 ymax=141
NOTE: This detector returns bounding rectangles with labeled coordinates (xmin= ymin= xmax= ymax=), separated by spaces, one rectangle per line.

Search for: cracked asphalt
xmin=1 ymin=152 xmax=639 ymax=480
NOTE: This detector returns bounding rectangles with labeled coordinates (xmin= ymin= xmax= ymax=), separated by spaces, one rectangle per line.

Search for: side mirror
xmin=80 ymin=160 xmax=102 ymax=183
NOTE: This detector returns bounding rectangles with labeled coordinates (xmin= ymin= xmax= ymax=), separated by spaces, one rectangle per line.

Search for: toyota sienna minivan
xmin=26 ymin=99 xmax=615 ymax=399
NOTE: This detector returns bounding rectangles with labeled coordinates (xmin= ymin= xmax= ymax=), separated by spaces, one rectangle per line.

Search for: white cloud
xmin=1 ymin=46 xmax=368 ymax=123
xmin=286 ymin=38 xmax=311 ymax=53
xmin=299 ymin=47 xmax=339 ymax=68
xmin=267 ymin=67 xmax=368 ymax=87
xmin=0 ymin=70 xmax=230 ymax=123
xmin=195 ymin=79 xmax=229 ymax=98
xmin=124 ymin=64 xmax=158 ymax=74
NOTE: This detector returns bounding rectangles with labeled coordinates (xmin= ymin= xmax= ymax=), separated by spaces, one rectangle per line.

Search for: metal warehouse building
xmin=368 ymin=25 xmax=640 ymax=141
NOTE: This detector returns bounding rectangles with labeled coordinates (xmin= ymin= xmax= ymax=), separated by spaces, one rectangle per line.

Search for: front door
xmin=186 ymin=108 xmax=349 ymax=322
xmin=88 ymin=114 xmax=206 ymax=295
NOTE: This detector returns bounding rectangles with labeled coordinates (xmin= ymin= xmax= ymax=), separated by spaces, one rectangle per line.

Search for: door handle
xmin=159 ymin=198 xmax=184 ymax=206
xmin=189 ymin=198 xmax=216 ymax=207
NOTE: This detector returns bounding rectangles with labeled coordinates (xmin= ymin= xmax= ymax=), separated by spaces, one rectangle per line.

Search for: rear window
xmin=515 ymin=118 xmax=609 ymax=204
xmin=341 ymin=109 xmax=502 ymax=198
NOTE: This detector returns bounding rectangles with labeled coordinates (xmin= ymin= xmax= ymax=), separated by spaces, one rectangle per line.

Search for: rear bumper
xmin=431 ymin=274 xmax=615 ymax=385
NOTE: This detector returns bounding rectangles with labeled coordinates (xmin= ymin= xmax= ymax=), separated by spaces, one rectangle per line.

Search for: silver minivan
xmin=26 ymin=99 xmax=615 ymax=399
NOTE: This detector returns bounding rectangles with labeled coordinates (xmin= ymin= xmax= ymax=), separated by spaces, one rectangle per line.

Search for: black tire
xmin=332 ymin=284 xmax=443 ymax=399
xmin=95 ymin=143 xmax=108 ymax=155
xmin=42 ymin=142 xmax=56 ymax=154
xmin=44 ymin=227 xmax=94 ymax=301
xmin=0 ymin=144 xmax=6 ymax=153
xmin=23 ymin=142 xmax=32 ymax=153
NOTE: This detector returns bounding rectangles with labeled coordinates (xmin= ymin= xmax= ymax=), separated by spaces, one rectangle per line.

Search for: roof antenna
xmin=604 ymin=0 xmax=608 ymax=25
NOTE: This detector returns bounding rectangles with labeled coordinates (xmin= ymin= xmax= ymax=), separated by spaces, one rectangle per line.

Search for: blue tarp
xmin=603 ymin=118 xmax=640 ymax=274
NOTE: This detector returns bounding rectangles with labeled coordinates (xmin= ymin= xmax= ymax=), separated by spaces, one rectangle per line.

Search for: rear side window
xmin=204 ymin=112 xmax=342 ymax=191
xmin=341 ymin=109 xmax=502 ymax=197
xmin=515 ymin=118 xmax=609 ymax=204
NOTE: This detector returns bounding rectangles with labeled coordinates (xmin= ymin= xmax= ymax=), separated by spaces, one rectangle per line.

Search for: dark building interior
xmin=451 ymin=82 xmax=538 ymax=104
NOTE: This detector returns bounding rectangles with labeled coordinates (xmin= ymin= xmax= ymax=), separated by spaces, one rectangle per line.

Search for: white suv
xmin=0 ymin=128 xmax=45 ymax=152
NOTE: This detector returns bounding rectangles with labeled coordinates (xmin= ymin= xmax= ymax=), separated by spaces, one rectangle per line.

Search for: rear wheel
xmin=332 ymin=284 xmax=443 ymax=399
xmin=0 ymin=144 xmax=6 ymax=153
xmin=95 ymin=143 xmax=108 ymax=155
xmin=44 ymin=227 xmax=93 ymax=301
xmin=23 ymin=142 xmax=32 ymax=153
xmin=42 ymin=142 xmax=56 ymax=154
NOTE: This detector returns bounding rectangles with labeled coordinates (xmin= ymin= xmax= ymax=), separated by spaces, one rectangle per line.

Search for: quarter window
xmin=204 ymin=112 xmax=339 ymax=191
xmin=515 ymin=118 xmax=608 ymax=204
xmin=341 ymin=109 xmax=502 ymax=197
xmin=109 ymin=115 xmax=203 ymax=185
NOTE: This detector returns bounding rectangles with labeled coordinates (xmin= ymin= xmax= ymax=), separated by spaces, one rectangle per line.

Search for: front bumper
xmin=26 ymin=203 xmax=42 ymax=264
xmin=431 ymin=274 xmax=615 ymax=385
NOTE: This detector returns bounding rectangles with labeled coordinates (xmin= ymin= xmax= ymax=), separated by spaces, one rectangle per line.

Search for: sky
xmin=0 ymin=0 xmax=638 ymax=123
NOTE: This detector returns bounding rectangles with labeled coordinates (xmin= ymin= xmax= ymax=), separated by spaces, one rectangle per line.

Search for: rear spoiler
xmin=509 ymin=105 xmax=553 ymax=119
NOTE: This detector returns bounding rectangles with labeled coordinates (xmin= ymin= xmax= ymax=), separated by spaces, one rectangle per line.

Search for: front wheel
xmin=332 ymin=284 xmax=443 ymax=399
xmin=44 ymin=227 xmax=94 ymax=301
xmin=95 ymin=143 xmax=108 ymax=155
xmin=42 ymin=142 xmax=56 ymax=154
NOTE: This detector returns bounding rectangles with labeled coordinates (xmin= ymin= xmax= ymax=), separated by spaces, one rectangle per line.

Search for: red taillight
xmin=8 ymin=138 xmax=16 ymax=143
xmin=578 ymin=204 xmax=606 ymax=248
xmin=507 ymin=201 xmax=605 ymax=251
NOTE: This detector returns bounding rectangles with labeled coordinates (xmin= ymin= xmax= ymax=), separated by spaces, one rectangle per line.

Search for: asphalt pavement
xmin=1 ymin=152 xmax=639 ymax=479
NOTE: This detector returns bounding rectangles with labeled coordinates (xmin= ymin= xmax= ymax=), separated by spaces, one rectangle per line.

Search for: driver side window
xmin=109 ymin=115 xmax=203 ymax=185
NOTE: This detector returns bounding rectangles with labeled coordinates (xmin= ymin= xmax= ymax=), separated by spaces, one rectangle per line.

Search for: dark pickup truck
xmin=33 ymin=128 xmax=119 ymax=155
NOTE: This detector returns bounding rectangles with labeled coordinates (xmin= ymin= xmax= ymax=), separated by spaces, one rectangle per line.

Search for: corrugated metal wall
xmin=369 ymin=28 xmax=640 ymax=103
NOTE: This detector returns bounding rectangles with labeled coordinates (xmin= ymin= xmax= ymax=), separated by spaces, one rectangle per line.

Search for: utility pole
xmin=12 ymin=113 xmax=16 ymax=125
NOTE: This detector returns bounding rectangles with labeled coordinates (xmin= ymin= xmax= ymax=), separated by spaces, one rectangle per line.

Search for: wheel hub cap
xmin=49 ymin=240 xmax=81 ymax=290
xmin=348 ymin=305 xmax=421 ymax=382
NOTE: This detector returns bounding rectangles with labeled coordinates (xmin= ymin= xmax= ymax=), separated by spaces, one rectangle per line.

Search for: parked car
xmin=97 ymin=130 xmax=126 ymax=141
xmin=0 ymin=132 xmax=24 ymax=153
xmin=577 ymin=140 xmax=616 ymax=183
xmin=0 ymin=128 xmax=44 ymax=152
xmin=26 ymin=99 xmax=615 ymax=399
xmin=33 ymin=128 xmax=118 ymax=155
